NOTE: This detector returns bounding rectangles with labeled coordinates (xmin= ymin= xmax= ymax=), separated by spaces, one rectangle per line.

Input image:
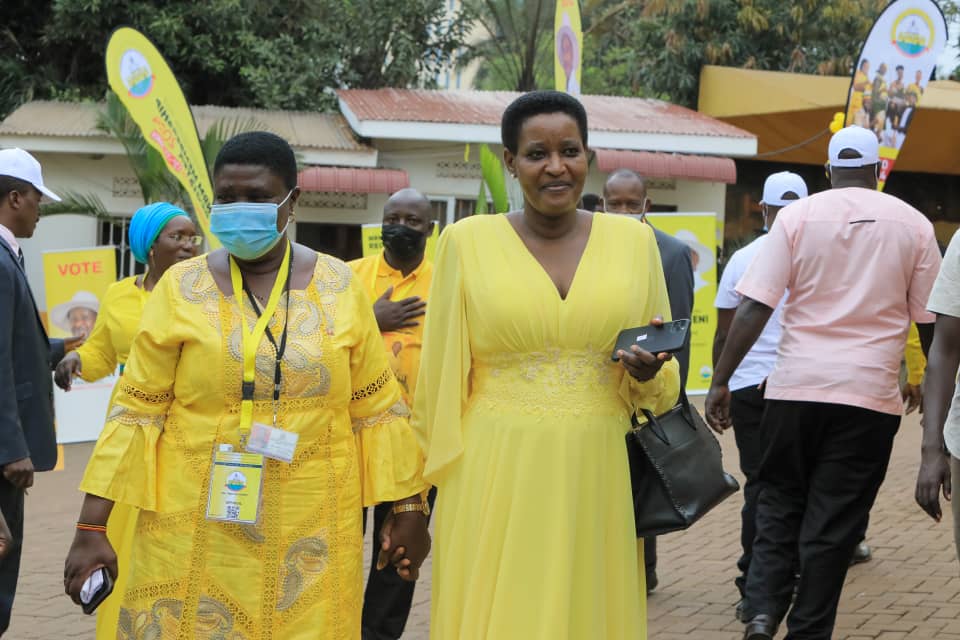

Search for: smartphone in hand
xmin=81 ymin=567 xmax=115 ymax=615
xmin=611 ymin=320 xmax=690 ymax=361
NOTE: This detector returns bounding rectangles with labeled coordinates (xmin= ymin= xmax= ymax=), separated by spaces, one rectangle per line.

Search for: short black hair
xmin=0 ymin=174 xmax=34 ymax=199
xmin=580 ymin=193 xmax=601 ymax=211
xmin=896 ymin=65 xmax=904 ymax=72
xmin=501 ymin=90 xmax=588 ymax=154
xmin=213 ymin=131 xmax=298 ymax=190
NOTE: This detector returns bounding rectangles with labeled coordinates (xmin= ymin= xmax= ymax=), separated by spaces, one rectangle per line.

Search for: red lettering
xmin=55 ymin=261 xmax=104 ymax=276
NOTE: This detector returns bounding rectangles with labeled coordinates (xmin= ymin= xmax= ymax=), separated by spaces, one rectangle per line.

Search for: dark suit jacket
xmin=651 ymin=227 xmax=695 ymax=385
xmin=0 ymin=239 xmax=62 ymax=472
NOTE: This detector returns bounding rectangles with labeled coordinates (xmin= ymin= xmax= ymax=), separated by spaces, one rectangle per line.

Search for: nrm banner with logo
xmin=554 ymin=0 xmax=583 ymax=95
xmin=105 ymin=27 xmax=218 ymax=246
xmin=843 ymin=0 xmax=948 ymax=190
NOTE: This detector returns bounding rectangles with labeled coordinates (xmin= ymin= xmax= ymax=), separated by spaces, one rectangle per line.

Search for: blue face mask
xmin=209 ymin=190 xmax=293 ymax=260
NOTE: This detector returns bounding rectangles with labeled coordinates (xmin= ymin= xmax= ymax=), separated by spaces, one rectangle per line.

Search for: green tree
xmin=1 ymin=0 xmax=469 ymax=119
xmin=461 ymin=0 xmax=555 ymax=91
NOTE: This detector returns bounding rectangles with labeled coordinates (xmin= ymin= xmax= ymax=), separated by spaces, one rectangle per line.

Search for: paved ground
xmin=8 ymin=402 xmax=959 ymax=639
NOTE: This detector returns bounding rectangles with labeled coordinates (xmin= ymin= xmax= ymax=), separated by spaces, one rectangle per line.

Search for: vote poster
xmin=42 ymin=247 xmax=119 ymax=443
xmin=360 ymin=223 xmax=440 ymax=260
xmin=647 ymin=213 xmax=718 ymax=394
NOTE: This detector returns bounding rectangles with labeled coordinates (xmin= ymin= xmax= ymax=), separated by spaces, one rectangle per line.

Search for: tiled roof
xmin=0 ymin=101 xmax=368 ymax=151
xmin=337 ymin=88 xmax=754 ymax=139
xmin=593 ymin=149 xmax=737 ymax=184
xmin=298 ymin=167 xmax=409 ymax=194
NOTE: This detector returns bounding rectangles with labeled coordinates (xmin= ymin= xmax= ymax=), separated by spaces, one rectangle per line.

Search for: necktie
xmin=17 ymin=250 xmax=25 ymax=269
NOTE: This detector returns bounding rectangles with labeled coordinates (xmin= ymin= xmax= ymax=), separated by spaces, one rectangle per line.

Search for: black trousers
xmin=0 ymin=477 xmax=23 ymax=634
xmin=744 ymin=400 xmax=899 ymax=639
xmin=730 ymin=385 xmax=768 ymax=602
xmin=361 ymin=486 xmax=437 ymax=640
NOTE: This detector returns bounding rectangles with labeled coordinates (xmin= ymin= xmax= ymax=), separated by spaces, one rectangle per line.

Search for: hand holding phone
xmin=611 ymin=319 xmax=690 ymax=361
xmin=80 ymin=567 xmax=114 ymax=615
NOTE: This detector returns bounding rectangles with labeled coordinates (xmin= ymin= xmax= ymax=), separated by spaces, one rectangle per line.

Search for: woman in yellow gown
xmin=63 ymin=132 xmax=431 ymax=639
xmin=413 ymin=92 xmax=680 ymax=639
xmin=55 ymin=202 xmax=201 ymax=639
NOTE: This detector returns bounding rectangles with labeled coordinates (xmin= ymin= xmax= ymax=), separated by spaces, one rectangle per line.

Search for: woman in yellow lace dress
xmin=63 ymin=132 xmax=431 ymax=639
xmin=413 ymin=92 xmax=680 ymax=639
xmin=54 ymin=202 xmax=200 ymax=640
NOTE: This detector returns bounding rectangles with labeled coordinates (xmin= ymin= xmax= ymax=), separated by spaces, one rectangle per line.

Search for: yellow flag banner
xmin=361 ymin=223 xmax=440 ymax=260
xmin=42 ymin=247 xmax=119 ymax=444
xmin=647 ymin=213 xmax=718 ymax=394
xmin=554 ymin=0 xmax=583 ymax=95
xmin=842 ymin=0 xmax=948 ymax=190
xmin=105 ymin=27 xmax=218 ymax=245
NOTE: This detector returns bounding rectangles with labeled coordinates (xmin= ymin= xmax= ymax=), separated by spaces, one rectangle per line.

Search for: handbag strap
xmin=631 ymin=387 xmax=696 ymax=446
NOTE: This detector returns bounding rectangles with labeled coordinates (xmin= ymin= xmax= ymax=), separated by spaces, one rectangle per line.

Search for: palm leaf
xmin=40 ymin=191 xmax=110 ymax=219
xmin=479 ymin=144 xmax=509 ymax=213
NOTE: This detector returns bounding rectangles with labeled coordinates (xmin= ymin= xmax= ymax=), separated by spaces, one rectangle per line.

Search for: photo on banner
xmin=360 ymin=223 xmax=440 ymax=260
xmin=647 ymin=213 xmax=718 ymax=394
xmin=842 ymin=0 xmax=948 ymax=189
xmin=554 ymin=0 xmax=583 ymax=95
xmin=42 ymin=247 xmax=118 ymax=444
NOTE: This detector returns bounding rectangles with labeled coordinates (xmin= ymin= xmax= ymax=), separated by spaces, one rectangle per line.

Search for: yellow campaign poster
xmin=105 ymin=27 xmax=218 ymax=246
xmin=361 ymin=223 xmax=440 ymax=261
xmin=554 ymin=0 xmax=583 ymax=95
xmin=647 ymin=213 xmax=717 ymax=394
xmin=43 ymin=247 xmax=119 ymax=444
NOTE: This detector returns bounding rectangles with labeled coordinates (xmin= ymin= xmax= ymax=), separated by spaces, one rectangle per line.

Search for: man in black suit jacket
xmin=602 ymin=168 xmax=695 ymax=594
xmin=0 ymin=148 xmax=71 ymax=633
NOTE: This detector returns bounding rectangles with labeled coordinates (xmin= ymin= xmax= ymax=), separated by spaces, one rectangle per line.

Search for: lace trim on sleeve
xmin=351 ymin=400 xmax=410 ymax=433
xmin=118 ymin=380 xmax=172 ymax=406
xmin=350 ymin=368 xmax=393 ymax=402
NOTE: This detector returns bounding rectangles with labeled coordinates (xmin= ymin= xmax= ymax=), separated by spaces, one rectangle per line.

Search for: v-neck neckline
xmin=499 ymin=212 xmax=598 ymax=303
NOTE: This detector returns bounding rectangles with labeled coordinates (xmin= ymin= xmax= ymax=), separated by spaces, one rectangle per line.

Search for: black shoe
xmin=850 ymin=541 xmax=872 ymax=565
xmin=646 ymin=570 xmax=658 ymax=595
xmin=742 ymin=614 xmax=776 ymax=640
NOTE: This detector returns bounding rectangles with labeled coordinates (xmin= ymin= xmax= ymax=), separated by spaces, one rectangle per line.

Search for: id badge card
xmin=246 ymin=422 xmax=299 ymax=463
xmin=206 ymin=447 xmax=265 ymax=524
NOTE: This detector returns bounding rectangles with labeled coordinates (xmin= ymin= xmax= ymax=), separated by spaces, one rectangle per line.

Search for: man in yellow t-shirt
xmin=349 ymin=188 xmax=436 ymax=640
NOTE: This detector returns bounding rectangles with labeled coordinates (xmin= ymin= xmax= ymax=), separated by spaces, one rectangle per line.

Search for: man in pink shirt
xmin=706 ymin=126 xmax=940 ymax=640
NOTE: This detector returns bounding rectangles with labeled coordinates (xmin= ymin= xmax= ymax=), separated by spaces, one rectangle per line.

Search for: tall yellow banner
xmin=647 ymin=213 xmax=718 ymax=394
xmin=554 ymin=0 xmax=583 ymax=95
xmin=842 ymin=0 xmax=948 ymax=190
xmin=105 ymin=27 xmax=218 ymax=246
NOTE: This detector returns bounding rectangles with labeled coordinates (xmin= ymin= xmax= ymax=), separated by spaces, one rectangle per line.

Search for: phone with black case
xmin=611 ymin=320 xmax=690 ymax=361
xmin=81 ymin=567 xmax=115 ymax=615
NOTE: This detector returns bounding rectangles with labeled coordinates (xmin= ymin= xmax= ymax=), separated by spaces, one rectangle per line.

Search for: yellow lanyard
xmin=230 ymin=242 xmax=292 ymax=432
xmin=372 ymin=254 xmax=417 ymax=302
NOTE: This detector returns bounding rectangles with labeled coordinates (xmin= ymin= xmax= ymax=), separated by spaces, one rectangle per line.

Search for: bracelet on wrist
xmin=76 ymin=522 xmax=107 ymax=533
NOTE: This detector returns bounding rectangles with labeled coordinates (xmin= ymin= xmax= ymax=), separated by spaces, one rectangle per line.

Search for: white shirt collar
xmin=0 ymin=223 xmax=20 ymax=257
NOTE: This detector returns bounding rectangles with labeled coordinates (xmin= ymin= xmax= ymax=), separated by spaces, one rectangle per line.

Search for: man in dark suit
xmin=601 ymin=168 xmax=695 ymax=593
xmin=0 ymin=147 xmax=71 ymax=633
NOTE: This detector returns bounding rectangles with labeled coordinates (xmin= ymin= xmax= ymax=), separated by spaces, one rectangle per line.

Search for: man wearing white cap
xmin=50 ymin=290 xmax=100 ymax=339
xmin=706 ymin=127 xmax=941 ymax=640
xmin=712 ymin=170 xmax=807 ymax=623
xmin=0 ymin=147 xmax=72 ymax=633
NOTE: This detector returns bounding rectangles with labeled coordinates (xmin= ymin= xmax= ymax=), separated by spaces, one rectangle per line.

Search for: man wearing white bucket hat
xmin=707 ymin=126 xmax=941 ymax=640
xmin=50 ymin=291 xmax=100 ymax=339
xmin=0 ymin=147 xmax=72 ymax=633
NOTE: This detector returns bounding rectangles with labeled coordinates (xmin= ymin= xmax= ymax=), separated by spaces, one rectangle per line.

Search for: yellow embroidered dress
xmin=73 ymin=275 xmax=148 ymax=640
xmin=79 ymin=253 xmax=427 ymax=640
xmin=413 ymin=213 xmax=680 ymax=640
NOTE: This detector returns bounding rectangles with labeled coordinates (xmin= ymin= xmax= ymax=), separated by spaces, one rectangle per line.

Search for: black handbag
xmin=627 ymin=394 xmax=740 ymax=537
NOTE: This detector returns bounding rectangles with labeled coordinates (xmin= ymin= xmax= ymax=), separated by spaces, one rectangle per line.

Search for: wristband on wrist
xmin=76 ymin=522 xmax=107 ymax=533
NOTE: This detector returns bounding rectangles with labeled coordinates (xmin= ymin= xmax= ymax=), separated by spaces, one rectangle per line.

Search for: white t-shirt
xmin=927 ymin=229 xmax=960 ymax=458
xmin=715 ymin=235 xmax=786 ymax=392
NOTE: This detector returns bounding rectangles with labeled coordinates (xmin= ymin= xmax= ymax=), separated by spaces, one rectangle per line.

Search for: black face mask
xmin=381 ymin=224 xmax=427 ymax=261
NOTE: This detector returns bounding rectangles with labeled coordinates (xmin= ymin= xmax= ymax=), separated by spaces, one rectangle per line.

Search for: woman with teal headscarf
xmin=55 ymin=202 xmax=200 ymax=639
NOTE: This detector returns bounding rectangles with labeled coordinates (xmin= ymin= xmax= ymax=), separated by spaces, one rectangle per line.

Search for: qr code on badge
xmin=225 ymin=504 xmax=240 ymax=520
